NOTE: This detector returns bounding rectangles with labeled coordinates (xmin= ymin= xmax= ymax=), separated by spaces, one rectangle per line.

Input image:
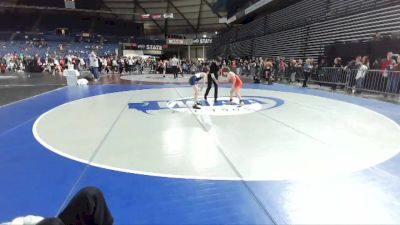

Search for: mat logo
xmin=128 ymin=96 xmax=284 ymax=116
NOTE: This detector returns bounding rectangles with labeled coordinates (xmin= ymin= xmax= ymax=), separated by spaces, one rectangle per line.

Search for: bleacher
xmin=0 ymin=40 xmax=118 ymax=57
xmin=211 ymin=0 xmax=400 ymax=59
xmin=305 ymin=4 xmax=400 ymax=58
xmin=236 ymin=15 xmax=266 ymax=41
xmin=230 ymin=39 xmax=253 ymax=57
xmin=326 ymin=0 xmax=394 ymax=19
xmin=253 ymin=26 xmax=307 ymax=58
xmin=267 ymin=0 xmax=327 ymax=34
xmin=0 ymin=25 xmax=121 ymax=57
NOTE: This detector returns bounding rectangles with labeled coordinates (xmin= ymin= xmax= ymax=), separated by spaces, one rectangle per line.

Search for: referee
xmin=170 ymin=55 xmax=179 ymax=79
xmin=204 ymin=59 xmax=220 ymax=102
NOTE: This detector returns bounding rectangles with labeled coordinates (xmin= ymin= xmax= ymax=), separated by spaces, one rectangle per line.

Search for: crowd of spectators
xmin=0 ymin=38 xmax=118 ymax=75
xmin=0 ymin=48 xmax=214 ymax=83
xmin=211 ymin=53 xmax=400 ymax=95
xmin=153 ymin=58 xmax=215 ymax=77
xmin=1 ymin=39 xmax=399 ymax=96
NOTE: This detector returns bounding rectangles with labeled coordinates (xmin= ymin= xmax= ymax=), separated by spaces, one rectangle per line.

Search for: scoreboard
xmin=64 ymin=0 xmax=75 ymax=9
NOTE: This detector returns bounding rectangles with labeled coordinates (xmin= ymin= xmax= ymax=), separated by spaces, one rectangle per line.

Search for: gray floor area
xmin=1 ymin=71 xmax=398 ymax=107
xmin=0 ymin=72 xmax=66 ymax=106
xmin=33 ymin=87 xmax=400 ymax=180
xmin=280 ymin=80 xmax=400 ymax=104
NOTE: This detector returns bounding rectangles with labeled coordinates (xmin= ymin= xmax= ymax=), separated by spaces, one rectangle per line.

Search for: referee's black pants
xmin=204 ymin=73 xmax=218 ymax=101
xmin=172 ymin=66 xmax=178 ymax=78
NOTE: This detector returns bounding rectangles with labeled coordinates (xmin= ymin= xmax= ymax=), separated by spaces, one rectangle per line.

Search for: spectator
xmin=182 ymin=62 xmax=189 ymax=74
xmin=333 ymin=57 xmax=343 ymax=68
xmin=355 ymin=56 xmax=369 ymax=93
xmin=288 ymin=59 xmax=297 ymax=84
xmin=161 ymin=59 xmax=167 ymax=77
xmin=371 ymin=59 xmax=381 ymax=69
xmin=278 ymin=57 xmax=287 ymax=80
xmin=190 ymin=62 xmax=197 ymax=74
xmin=387 ymin=55 xmax=400 ymax=94
xmin=170 ymin=55 xmax=179 ymax=79
xmin=373 ymin=32 xmax=382 ymax=41
xmin=302 ymin=58 xmax=313 ymax=88
xmin=63 ymin=63 xmax=80 ymax=85
xmin=295 ymin=59 xmax=303 ymax=80
xmin=118 ymin=58 xmax=124 ymax=74
xmin=231 ymin=59 xmax=237 ymax=74
xmin=128 ymin=57 xmax=134 ymax=74
xmin=98 ymin=57 xmax=103 ymax=73
xmin=0 ymin=57 xmax=6 ymax=73
xmin=344 ymin=56 xmax=362 ymax=88
xmin=88 ymin=50 xmax=99 ymax=81
xmin=381 ymin=52 xmax=397 ymax=94
xmin=2 ymin=187 xmax=113 ymax=225
xmin=381 ymin=52 xmax=395 ymax=75
xmin=331 ymin=57 xmax=343 ymax=90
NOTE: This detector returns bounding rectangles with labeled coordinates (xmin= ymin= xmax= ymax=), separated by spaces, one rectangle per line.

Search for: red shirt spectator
xmin=381 ymin=52 xmax=395 ymax=71
xmin=381 ymin=60 xmax=394 ymax=70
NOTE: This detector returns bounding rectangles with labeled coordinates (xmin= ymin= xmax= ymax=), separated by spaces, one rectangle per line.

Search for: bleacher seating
xmin=267 ymin=0 xmax=327 ymax=34
xmin=305 ymin=4 xmax=400 ymax=58
xmin=211 ymin=0 xmax=400 ymax=59
xmin=230 ymin=39 xmax=253 ymax=57
xmin=254 ymin=27 xmax=307 ymax=58
xmin=0 ymin=40 xmax=118 ymax=56
xmin=326 ymin=0 xmax=394 ymax=19
xmin=236 ymin=15 xmax=266 ymax=41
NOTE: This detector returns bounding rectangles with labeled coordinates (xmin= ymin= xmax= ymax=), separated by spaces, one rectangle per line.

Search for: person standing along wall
xmin=381 ymin=52 xmax=397 ymax=94
xmin=355 ymin=56 xmax=369 ymax=93
xmin=302 ymin=59 xmax=313 ymax=88
xmin=88 ymin=50 xmax=99 ymax=81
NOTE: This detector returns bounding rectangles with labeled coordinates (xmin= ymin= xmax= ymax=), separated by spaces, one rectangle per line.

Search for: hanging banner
xmin=167 ymin=39 xmax=193 ymax=45
xmin=137 ymin=44 xmax=163 ymax=51
xmin=167 ymin=39 xmax=184 ymax=45
xmin=151 ymin=14 xmax=162 ymax=20
xmin=141 ymin=14 xmax=151 ymax=19
xmin=193 ymin=38 xmax=213 ymax=45
xmin=163 ymin=13 xmax=174 ymax=19
xmin=141 ymin=13 xmax=173 ymax=20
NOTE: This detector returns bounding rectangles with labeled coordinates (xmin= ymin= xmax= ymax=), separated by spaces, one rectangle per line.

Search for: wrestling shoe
xmin=193 ymin=104 xmax=201 ymax=110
